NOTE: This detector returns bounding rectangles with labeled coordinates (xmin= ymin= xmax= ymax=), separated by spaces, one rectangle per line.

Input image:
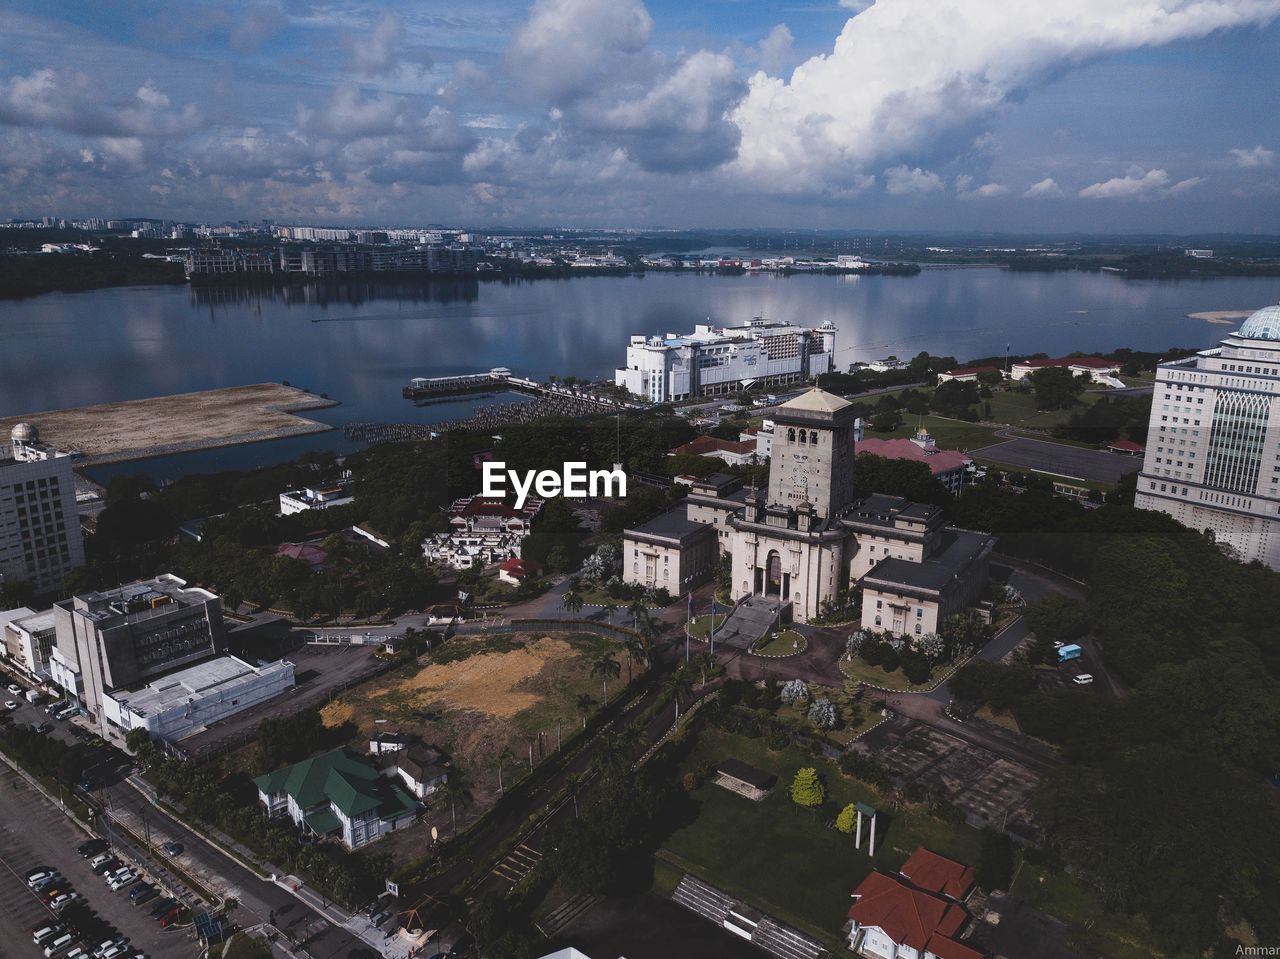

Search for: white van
xmin=44 ymin=932 xmax=76 ymax=957
xmin=1072 ymin=673 xmax=1094 ymax=686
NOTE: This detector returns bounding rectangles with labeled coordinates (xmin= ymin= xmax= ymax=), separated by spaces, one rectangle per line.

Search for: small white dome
xmin=1237 ymin=304 xmax=1280 ymax=341
xmin=10 ymin=422 xmax=36 ymax=443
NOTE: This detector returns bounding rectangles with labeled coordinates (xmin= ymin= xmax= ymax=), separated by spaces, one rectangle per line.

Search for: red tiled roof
xmin=1015 ymin=356 xmax=1117 ymax=370
xmin=943 ymin=365 xmax=999 ymax=377
xmin=848 ymin=871 xmax=968 ymax=951
xmin=499 ymin=558 xmax=542 ymax=578
xmin=926 ymin=933 xmax=986 ymax=959
xmin=900 ymin=847 xmax=976 ymax=900
xmin=1106 ymin=439 xmax=1145 ymax=452
xmin=671 ymin=435 xmax=757 ymax=457
xmin=857 ymin=438 xmax=971 ymax=474
xmin=275 ymin=543 xmax=328 ymax=566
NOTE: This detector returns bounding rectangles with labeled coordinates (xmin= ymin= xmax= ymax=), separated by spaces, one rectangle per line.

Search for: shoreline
xmin=1187 ymin=309 xmax=1255 ymax=324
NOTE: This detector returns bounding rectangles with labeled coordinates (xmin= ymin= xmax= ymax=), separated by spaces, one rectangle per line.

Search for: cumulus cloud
xmin=958 ymin=178 xmax=1009 ymax=199
xmin=1077 ymin=166 xmax=1206 ymax=199
xmin=1231 ymin=144 xmax=1275 ymax=167
xmin=0 ymin=69 xmax=201 ymax=138
xmin=884 ymin=165 xmax=943 ymax=195
xmin=504 ymin=0 xmax=742 ymax=172
xmin=507 ymin=0 xmax=654 ymax=103
xmin=349 ymin=13 xmax=404 ymax=76
xmin=755 ymin=24 xmax=793 ymax=73
xmin=731 ymin=0 xmax=1280 ymax=190
xmin=1023 ymin=177 xmax=1064 ymax=198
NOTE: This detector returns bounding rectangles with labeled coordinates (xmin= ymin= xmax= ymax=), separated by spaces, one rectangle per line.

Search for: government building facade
xmin=622 ymin=389 xmax=993 ymax=639
xmin=1136 ymin=303 xmax=1280 ymax=569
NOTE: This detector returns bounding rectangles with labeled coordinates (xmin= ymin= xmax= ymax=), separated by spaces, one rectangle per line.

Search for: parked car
xmin=50 ymin=892 xmax=81 ymax=911
xmin=99 ymin=947 xmax=129 ymax=959
xmin=25 ymin=866 xmax=56 ymax=885
xmin=32 ymin=872 xmax=65 ymax=892
xmin=7 ymin=683 xmax=21 ymax=695
xmin=160 ymin=841 xmax=182 ymax=857
xmin=33 ymin=922 xmax=65 ymax=945
xmin=43 ymin=931 xmax=77 ymax=957
xmin=55 ymin=705 xmax=80 ymax=720
xmin=4 ymin=700 xmax=18 ymax=711
xmin=157 ymin=906 xmax=182 ymax=927
xmin=147 ymin=898 xmax=175 ymax=919
xmin=92 ymin=938 xmax=127 ymax=959
xmin=108 ymin=871 xmax=137 ymax=892
xmin=91 ymin=857 xmax=121 ymax=876
xmin=1072 ymin=673 xmax=1095 ymax=686
xmin=65 ymin=947 xmax=90 ymax=959
xmin=45 ymin=700 xmax=66 ymax=715
xmin=128 ymin=884 xmax=156 ymax=906
xmin=42 ymin=884 xmax=72 ymax=902
xmin=33 ymin=721 xmax=53 ymax=734
xmin=78 ymin=838 xmax=108 ymax=858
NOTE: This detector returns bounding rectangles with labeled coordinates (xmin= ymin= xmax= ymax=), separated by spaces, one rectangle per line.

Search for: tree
xmin=439 ymin=771 xmax=473 ymax=835
xmin=662 ymin=667 xmax=693 ymax=719
xmin=575 ymin=692 xmax=596 ymax=728
xmin=835 ymin=803 xmax=858 ymax=834
xmin=497 ymin=748 xmax=514 ymax=793
xmin=977 ymin=830 xmax=1015 ymax=891
xmin=627 ymin=599 xmax=649 ymax=630
xmin=1025 ymin=596 xmax=1089 ymax=646
xmin=562 ymin=589 xmax=584 ymax=619
xmin=901 ymin=650 xmax=931 ymax=685
xmin=564 ymin=772 xmax=585 ymax=819
xmin=1028 ymin=366 xmax=1087 ymax=410
xmin=855 ymin=454 xmax=950 ymax=505
xmin=790 ymin=767 xmax=824 ymax=808
xmin=591 ymin=652 xmax=621 ymax=701
xmin=622 ymin=637 xmax=644 ymax=682
xmin=808 ymin=697 xmax=838 ymax=729
xmin=780 ymin=678 xmax=809 ymax=705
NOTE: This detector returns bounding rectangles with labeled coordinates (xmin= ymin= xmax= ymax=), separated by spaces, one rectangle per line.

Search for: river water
xmin=1 ymin=268 xmax=1275 ymax=481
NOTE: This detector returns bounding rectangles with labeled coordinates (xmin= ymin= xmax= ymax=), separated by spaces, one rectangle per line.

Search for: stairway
xmin=671 ymin=874 xmax=826 ymax=959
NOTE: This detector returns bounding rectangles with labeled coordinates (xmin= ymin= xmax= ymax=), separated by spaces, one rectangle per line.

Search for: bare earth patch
xmin=0 ymin=382 xmax=336 ymax=464
xmin=392 ymin=636 xmax=576 ymax=719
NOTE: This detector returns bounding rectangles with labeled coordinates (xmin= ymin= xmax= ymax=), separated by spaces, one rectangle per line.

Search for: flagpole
xmin=685 ymin=593 xmax=691 ymax=664
xmin=710 ymin=597 xmax=716 ymax=656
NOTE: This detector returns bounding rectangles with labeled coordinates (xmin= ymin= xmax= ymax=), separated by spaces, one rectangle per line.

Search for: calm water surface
xmin=1 ymin=269 xmax=1275 ymax=480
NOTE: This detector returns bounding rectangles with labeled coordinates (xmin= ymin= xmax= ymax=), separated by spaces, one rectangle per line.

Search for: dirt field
xmin=0 ymin=382 xmax=337 ymax=464
xmin=320 ymin=632 xmax=632 ymax=791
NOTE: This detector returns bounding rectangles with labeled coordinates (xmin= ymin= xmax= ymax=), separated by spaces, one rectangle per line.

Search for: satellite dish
xmin=431 ymin=826 xmax=439 ymax=842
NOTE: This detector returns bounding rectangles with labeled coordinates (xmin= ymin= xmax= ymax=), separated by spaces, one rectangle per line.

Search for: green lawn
xmin=753 ymin=629 xmax=806 ymax=656
xmin=661 ymin=728 xmax=985 ymax=946
xmin=838 ymin=654 xmax=941 ymax=692
xmin=688 ymin=613 xmax=728 ymax=639
xmin=1011 ymin=862 xmax=1160 ymax=959
xmin=879 ymin=414 xmax=998 ymax=452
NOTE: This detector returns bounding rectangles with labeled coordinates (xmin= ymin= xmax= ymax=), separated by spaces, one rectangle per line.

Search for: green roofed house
xmin=254 ymin=746 xmax=420 ymax=850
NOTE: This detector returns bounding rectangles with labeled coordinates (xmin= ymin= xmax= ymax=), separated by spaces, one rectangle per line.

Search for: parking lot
xmin=0 ymin=761 xmax=199 ymax=958
xmin=969 ymin=437 xmax=1142 ymax=485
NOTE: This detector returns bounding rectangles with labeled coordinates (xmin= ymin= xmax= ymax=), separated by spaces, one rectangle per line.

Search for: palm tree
xmin=622 ymin=637 xmax=644 ymax=683
xmin=591 ymin=653 xmax=621 ymax=701
xmin=438 ymin=772 xmax=473 ymax=836
xmin=693 ymin=651 xmax=715 ymax=686
xmin=575 ymin=692 xmax=596 ymax=728
xmin=627 ymin=599 xmax=648 ymax=631
xmin=564 ymin=772 xmax=585 ymax=819
xmin=601 ymin=602 xmax=618 ymax=625
xmin=563 ymin=589 xmax=585 ymax=619
xmin=497 ymin=748 xmax=514 ymax=794
xmin=663 ymin=668 xmax=694 ymax=720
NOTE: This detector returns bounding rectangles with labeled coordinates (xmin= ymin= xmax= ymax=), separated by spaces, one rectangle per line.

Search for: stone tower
xmin=766 ymin=388 xmax=857 ymax=520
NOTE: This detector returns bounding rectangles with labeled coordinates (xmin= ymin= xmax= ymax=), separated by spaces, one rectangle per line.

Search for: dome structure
xmin=10 ymin=422 xmax=37 ymax=444
xmin=1237 ymin=304 xmax=1280 ymax=341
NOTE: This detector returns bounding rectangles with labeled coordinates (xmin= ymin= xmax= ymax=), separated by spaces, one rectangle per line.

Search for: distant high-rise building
xmin=0 ymin=424 xmax=85 ymax=595
xmin=1136 ymin=304 xmax=1280 ymax=568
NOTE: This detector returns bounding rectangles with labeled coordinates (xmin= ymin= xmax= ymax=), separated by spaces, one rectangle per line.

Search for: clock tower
xmin=766 ymin=388 xmax=857 ymax=520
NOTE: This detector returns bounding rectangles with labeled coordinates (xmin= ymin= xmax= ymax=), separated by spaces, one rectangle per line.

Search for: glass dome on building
xmin=1237 ymin=304 xmax=1280 ymax=340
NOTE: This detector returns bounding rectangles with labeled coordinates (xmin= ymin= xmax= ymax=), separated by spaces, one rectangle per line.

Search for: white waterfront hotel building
xmin=615 ymin=317 xmax=836 ymax=402
xmin=1136 ymin=304 xmax=1280 ymax=568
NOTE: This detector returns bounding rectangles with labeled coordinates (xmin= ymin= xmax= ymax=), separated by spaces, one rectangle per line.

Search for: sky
xmin=1 ymin=0 xmax=1279 ymax=232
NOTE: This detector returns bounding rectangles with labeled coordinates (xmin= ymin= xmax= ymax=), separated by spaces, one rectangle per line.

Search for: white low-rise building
xmin=615 ymin=317 xmax=836 ymax=403
xmin=1 ymin=607 xmax=56 ymax=681
xmin=103 ymin=655 xmax=295 ymax=742
xmin=279 ymin=483 xmax=354 ymax=515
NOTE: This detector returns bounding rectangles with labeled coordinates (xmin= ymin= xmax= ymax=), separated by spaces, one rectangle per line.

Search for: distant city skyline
xmin=1 ymin=0 xmax=1278 ymax=231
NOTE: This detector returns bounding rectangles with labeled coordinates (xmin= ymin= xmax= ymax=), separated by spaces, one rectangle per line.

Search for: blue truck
xmin=1057 ymin=643 xmax=1083 ymax=664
